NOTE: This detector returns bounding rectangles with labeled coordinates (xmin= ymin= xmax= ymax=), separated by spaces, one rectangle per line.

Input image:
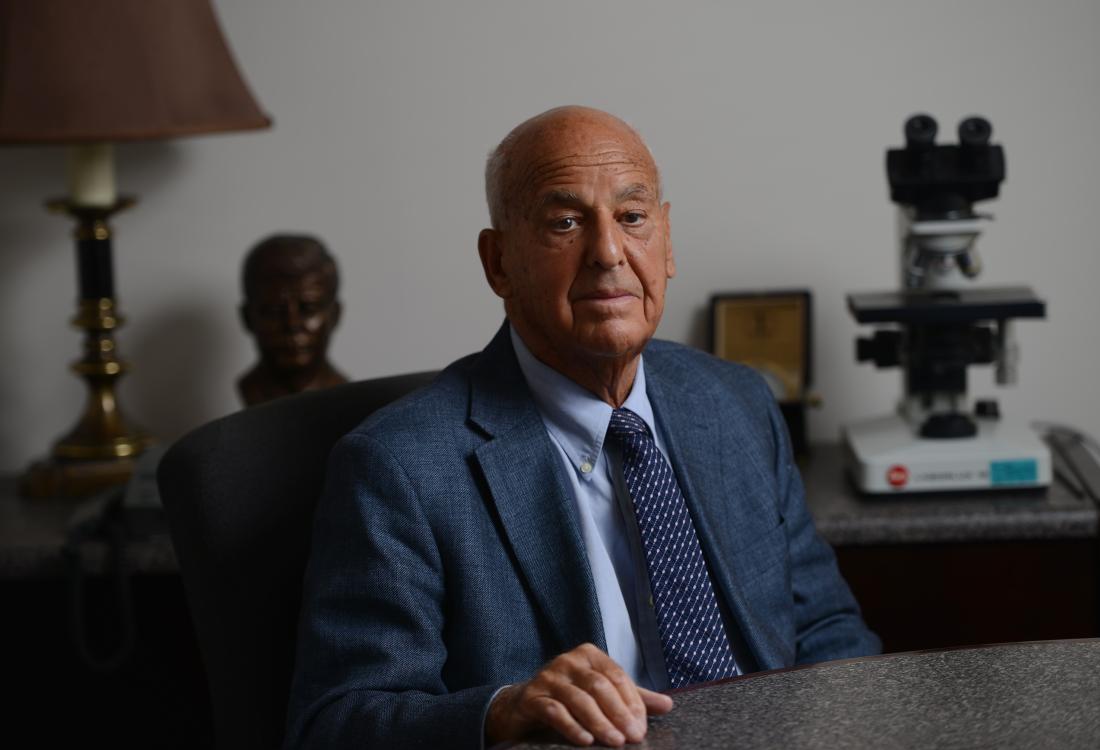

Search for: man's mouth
xmin=575 ymin=288 xmax=637 ymax=302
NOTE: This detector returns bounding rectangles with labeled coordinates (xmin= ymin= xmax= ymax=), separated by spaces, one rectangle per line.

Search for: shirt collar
xmin=509 ymin=325 xmax=659 ymax=480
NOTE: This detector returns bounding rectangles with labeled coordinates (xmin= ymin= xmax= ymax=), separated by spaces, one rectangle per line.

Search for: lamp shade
xmin=0 ymin=0 xmax=271 ymax=143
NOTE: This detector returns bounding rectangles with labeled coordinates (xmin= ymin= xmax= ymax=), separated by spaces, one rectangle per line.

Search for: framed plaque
xmin=709 ymin=290 xmax=813 ymax=453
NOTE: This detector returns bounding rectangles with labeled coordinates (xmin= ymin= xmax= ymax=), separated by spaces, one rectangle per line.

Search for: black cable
xmin=1034 ymin=422 xmax=1100 ymax=504
xmin=63 ymin=500 xmax=138 ymax=673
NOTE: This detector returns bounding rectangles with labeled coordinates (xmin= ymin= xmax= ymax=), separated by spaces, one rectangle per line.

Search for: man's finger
xmin=583 ymin=648 xmax=647 ymax=713
xmin=575 ymin=668 xmax=644 ymax=742
xmin=530 ymin=696 xmax=594 ymax=747
xmin=550 ymin=682 xmax=628 ymax=747
xmin=591 ymin=653 xmax=646 ymax=707
xmin=639 ymin=686 xmax=675 ymax=714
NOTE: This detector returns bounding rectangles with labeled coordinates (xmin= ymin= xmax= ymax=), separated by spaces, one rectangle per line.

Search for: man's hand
xmin=485 ymin=643 xmax=674 ymax=747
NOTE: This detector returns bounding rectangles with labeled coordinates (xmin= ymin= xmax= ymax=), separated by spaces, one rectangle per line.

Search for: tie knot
xmin=608 ymin=408 xmax=650 ymax=442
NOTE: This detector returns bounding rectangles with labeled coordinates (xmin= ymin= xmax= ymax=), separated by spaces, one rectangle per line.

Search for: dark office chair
xmin=157 ymin=371 xmax=437 ymax=750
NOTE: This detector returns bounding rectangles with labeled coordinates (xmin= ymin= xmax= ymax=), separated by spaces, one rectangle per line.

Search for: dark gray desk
xmin=507 ymin=639 xmax=1100 ymax=749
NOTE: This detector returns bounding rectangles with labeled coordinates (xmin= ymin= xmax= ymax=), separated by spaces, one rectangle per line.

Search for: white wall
xmin=2 ymin=0 xmax=1098 ymax=472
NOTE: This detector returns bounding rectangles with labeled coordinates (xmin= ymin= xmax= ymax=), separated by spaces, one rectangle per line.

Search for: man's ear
xmin=329 ymin=300 xmax=343 ymax=330
xmin=478 ymin=228 xmax=512 ymax=299
xmin=662 ymin=201 xmax=676 ymax=279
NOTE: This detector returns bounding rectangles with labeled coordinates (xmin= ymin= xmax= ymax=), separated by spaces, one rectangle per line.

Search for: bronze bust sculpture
xmin=237 ymin=234 xmax=348 ymax=406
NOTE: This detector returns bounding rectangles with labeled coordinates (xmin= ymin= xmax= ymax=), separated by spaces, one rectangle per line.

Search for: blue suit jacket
xmin=286 ymin=324 xmax=879 ymax=749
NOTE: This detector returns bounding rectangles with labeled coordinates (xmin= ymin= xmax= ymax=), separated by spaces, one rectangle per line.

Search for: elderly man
xmin=286 ymin=106 xmax=879 ymax=749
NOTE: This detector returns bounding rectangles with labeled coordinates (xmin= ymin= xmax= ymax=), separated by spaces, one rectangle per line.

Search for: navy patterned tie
xmin=607 ymin=407 xmax=739 ymax=688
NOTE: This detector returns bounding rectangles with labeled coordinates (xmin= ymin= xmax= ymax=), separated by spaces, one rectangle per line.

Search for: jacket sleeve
xmin=284 ymin=432 xmax=501 ymax=749
xmin=764 ymin=390 xmax=883 ymax=664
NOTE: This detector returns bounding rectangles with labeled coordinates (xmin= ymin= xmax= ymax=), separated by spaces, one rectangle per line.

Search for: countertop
xmin=800 ymin=443 xmax=1098 ymax=545
xmin=503 ymin=639 xmax=1100 ymax=749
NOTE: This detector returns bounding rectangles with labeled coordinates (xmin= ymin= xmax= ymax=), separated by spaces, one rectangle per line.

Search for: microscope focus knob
xmin=857 ymin=330 xmax=902 ymax=368
xmin=975 ymin=399 xmax=1001 ymax=420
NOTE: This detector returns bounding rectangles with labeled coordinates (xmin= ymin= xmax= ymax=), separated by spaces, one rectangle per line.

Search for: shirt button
xmin=580 ymin=461 xmax=593 ymax=474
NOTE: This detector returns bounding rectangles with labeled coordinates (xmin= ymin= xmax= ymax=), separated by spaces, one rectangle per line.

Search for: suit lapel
xmin=645 ymin=354 xmax=777 ymax=668
xmin=469 ymin=324 xmax=606 ymax=654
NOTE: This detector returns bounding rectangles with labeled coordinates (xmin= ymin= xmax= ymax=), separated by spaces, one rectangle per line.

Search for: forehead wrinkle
xmin=618 ymin=183 xmax=655 ymax=201
xmin=533 ymin=189 xmax=584 ymax=214
xmin=527 ymin=149 xmax=651 ymax=176
xmin=516 ymin=151 xmax=657 ymax=201
xmin=534 ymin=181 xmax=654 ymax=212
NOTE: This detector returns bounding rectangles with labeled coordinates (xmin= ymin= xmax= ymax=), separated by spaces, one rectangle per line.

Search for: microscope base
xmin=843 ymin=414 xmax=1051 ymax=494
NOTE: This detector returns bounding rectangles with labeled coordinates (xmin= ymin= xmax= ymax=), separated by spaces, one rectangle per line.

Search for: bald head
xmin=476 ymin=106 xmax=675 ymax=404
xmin=485 ymin=106 xmax=660 ymax=230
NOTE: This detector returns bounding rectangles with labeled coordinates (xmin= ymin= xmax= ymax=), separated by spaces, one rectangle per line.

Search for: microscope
xmin=843 ymin=114 xmax=1051 ymax=494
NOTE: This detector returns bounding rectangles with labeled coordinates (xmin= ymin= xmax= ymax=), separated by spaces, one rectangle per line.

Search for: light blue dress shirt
xmin=510 ymin=328 xmax=672 ymax=690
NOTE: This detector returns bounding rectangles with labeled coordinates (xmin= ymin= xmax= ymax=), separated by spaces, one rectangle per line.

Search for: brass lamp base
xmin=20 ymin=198 xmax=152 ymax=499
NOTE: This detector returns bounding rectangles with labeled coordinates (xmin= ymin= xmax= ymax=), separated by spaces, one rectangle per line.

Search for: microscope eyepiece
xmin=958 ymin=117 xmax=992 ymax=148
xmin=889 ymin=113 xmax=1003 ymax=211
xmin=904 ymin=114 xmax=938 ymax=148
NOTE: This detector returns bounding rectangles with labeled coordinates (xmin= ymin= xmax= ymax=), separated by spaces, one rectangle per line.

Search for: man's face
xmin=481 ymin=115 xmax=675 ymax=372
xmin=244 ymin=271 xmax=339 ymax=370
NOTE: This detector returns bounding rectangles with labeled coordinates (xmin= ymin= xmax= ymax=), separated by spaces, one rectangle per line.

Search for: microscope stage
xmin=848 ymin=285 xmax=1045 ymax=324
xmin=843 ymin=414 xmax=1051 ymax=494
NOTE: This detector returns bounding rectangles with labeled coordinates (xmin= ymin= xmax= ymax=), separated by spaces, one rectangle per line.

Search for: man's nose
xmin=282 ymin=301 xmax=303 ymax=330
xmin=585 ymin=213 xmax=624 ymax=269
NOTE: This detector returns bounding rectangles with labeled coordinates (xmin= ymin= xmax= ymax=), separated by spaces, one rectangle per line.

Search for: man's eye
xmin=551 ymin=217 xmax=578 ymax=231
xmin=622 ymin=211 xmax=645 ymax=225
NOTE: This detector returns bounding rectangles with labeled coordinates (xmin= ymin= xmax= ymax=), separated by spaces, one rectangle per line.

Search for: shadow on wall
xmin=687 ymin=304 xmax=710 ymax=351
xmin=0 ymin=148 xmax=71 ymax=469
xmin=124 ymin=301 xmax=239 ymax=446
xmin=0 ymin=147 xmax=65 ymax=275
xmin=117 ymin=140 xmax=186 ymax=190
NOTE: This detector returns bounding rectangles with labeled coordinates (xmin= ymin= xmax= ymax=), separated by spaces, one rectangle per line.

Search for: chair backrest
xmin=157 ymin=371 xmax=437 ymax=750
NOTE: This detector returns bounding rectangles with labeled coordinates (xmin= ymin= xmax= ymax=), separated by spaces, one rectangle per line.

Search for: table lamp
xmin=0 ymin=0 xmax=271 ymax=497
